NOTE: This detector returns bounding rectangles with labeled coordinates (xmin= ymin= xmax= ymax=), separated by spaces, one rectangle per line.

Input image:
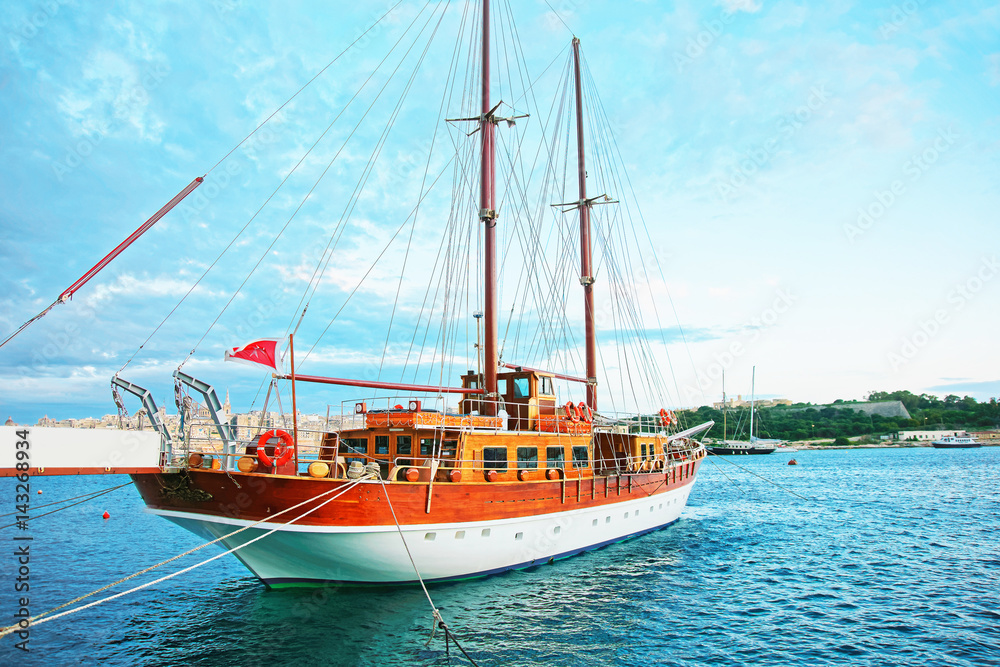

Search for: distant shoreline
xmin=790 ymin=442 xmax=997 ymax=450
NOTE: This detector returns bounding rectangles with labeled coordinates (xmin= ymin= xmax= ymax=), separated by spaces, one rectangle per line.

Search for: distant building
xmin=896 ymin=429 xmax=963 ymax=441
xmin=970 ymin=430 xmax=1000 ymax=444
xmin=4 ymin=416 xmax=14 ymax=426
xmin=712 ymin=396 xmax=792 ymax=409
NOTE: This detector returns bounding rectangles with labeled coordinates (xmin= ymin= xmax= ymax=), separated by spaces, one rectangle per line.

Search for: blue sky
xmin=1 ymin=0 xmax=998 ymax=423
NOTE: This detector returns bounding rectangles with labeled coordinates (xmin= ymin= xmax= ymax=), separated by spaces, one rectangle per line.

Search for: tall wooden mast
xmin=573 ymin=37 xmax=598 ymax=411
xmin=481 ymin=0 xmax=499 ymax=415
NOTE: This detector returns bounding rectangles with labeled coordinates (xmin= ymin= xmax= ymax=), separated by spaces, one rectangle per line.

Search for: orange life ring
xmin=659 ymin=408 xmax=677 ymax=429
xmin=565 ymin=401 xmax=581 ymax=423
xmin=257 ymin=429 xmax=295 ymax=467
xmin=577 ymin=401 xmax=593 ymax=423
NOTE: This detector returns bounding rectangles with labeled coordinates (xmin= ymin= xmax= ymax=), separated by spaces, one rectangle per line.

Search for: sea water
xmin=2 ymin=447 xmax=997 ymax=666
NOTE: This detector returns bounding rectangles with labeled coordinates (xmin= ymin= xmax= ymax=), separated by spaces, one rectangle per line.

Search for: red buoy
xmin=102 ymin=511 xmax=110 ymax=519
xmin=37 ymin=490 xmax=42 ymax=494
xmin=788 ymin=459 xmax=798 ymax=466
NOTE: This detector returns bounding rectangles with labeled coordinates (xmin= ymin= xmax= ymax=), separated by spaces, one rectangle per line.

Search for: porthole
xmin=553 ymin=526 xmax=561 ymax=535
xmin=455 ymin=531 xmax=466 ymax=539
xmin=425 ymin=532 xmax=436 ymax=541
xmin=592 ymin=519 xmax=598 ymax=526
xmin=481 ymin=528 xmax=491 ymax=537
xmin=515 ymin=532 xmax=524 ymax=541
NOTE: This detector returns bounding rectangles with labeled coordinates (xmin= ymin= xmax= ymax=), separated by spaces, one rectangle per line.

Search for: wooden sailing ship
xmin=5 ymin=1 xmax=713 ymax=586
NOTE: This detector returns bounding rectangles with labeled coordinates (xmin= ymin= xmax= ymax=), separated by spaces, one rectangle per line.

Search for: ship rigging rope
xmin=374 ymin=476 xmax=481 ymax=666
xmin=298 ymin=156 xmax=455 ymax=368
xmin=181 ymin=0 xmax=447 ymax=369
xmin=203 ymin=0 xmax=406 ymax=177
xmin=403 ymin=20 xmax=483 ymax=386
xmin=375 ymin=0 xmax=474 ymax=387
xmin=706 ymin=450 xmax=814 ymax=502
xmin=0 ymin=481 xmax=133 ymax=526
xmin=117 ymin=0 xmax=428 ymax=374
xmin=580 ymin=57 xmax=697 ymax=408
xmin=541 ymin=0 xmax=575 ymax=36
xmin=286 ymin=0 xmax=451 ymax=362
xmin=0 ymin=476 xmax=373 ymax=640
xmin=403 ymin=16 xmax=573 ymax=389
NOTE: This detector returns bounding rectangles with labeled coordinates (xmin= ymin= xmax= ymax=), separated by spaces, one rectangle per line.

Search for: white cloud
xmin=718 ymin=0 xmax=763 ymax=14
xmin=82 ymin=273 xmax=225 ymax=307
xmin=57 ymin=48 xmax=167 ymax=141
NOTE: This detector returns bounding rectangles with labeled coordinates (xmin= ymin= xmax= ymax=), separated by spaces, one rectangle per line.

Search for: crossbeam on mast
xmin=275 ymin=374 xmax=485 ymax=395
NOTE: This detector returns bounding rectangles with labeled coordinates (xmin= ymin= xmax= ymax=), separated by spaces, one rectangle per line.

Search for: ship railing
xmin=178 ymin=420 xmax=335 ymax=470
xmin=336 ymin=397 xmax=708 ymax=437
xmin=338 ymin=396 xmax=514 ymax=433
xmin=173 ymin=412 xmax=705 ymax=475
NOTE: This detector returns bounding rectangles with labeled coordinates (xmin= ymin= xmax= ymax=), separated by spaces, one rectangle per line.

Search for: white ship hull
xmin=151 ymin=480 xmax=695 ymax=585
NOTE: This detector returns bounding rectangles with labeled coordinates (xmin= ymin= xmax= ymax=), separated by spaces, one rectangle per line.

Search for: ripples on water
xmin=3 ymin=448 xmax=998 ymax=666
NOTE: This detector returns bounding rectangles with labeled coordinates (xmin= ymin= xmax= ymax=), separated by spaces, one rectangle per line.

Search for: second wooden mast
xmin=479 ymin=8 xmax=598 ymax=414
xmin=481 ymin=0 xmax=499 ymax=415
xmin=573 ymin=37 xmax=598 ymax=411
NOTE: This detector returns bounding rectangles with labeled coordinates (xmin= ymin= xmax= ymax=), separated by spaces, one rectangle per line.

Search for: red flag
xmin=224 ymin=338 xmax=284 ymax=372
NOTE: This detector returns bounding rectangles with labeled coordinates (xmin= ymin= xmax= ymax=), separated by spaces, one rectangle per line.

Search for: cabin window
xmin=375 ymin=435 xmax=390 ymax=455
xmin=513 ymin=377 xmax=530 ymax=398
xmin=539 ymin=376 xmax=554 ymax=396
xmin=342 ymin=437 xmax=367 ymax=465
xmin=441 ymin=439 xmax=458 ymax=459
xmin=343 ymin=438 xmax=368 ymax=455
xmin=396 ymin=435 xmax=411 ymax=456
xmin=419 ymin=438 xmax=437 ymax=456
xmin=517 ymin=447 xmax=538 ymax=469
xmin=498 ymin=378 xmax=508 ymax=395
xmin=546 ymin=446 xmax=565 ymax=469
xmin=641 ymin=443 xmax=647 ymax=459
xmin=483 ymin=447 xmax=508 ymax=471
xmin=572 ymin=446 xmax=590 ymax=469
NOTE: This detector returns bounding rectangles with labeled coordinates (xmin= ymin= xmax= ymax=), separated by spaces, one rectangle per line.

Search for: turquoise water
xmin=3 ymin=447 xmax=998 ymax=665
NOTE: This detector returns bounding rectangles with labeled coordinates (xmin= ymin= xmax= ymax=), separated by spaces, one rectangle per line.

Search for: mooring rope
xmin=706 ymin=450 xmax=814 ymax=501
xmin=0 ymin=481 xmax=133 ymax=523
xmin=702 ymin=454 xmax=748 ymax=496
xmin=0 ymin=476 xmax=373 ymax=640
xmin=375 ymin=474 xmax=481 ymax=666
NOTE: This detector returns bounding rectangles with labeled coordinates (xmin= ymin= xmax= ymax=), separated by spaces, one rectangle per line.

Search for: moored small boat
xmin=931 ymin=435 xmax=982 ymax=449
